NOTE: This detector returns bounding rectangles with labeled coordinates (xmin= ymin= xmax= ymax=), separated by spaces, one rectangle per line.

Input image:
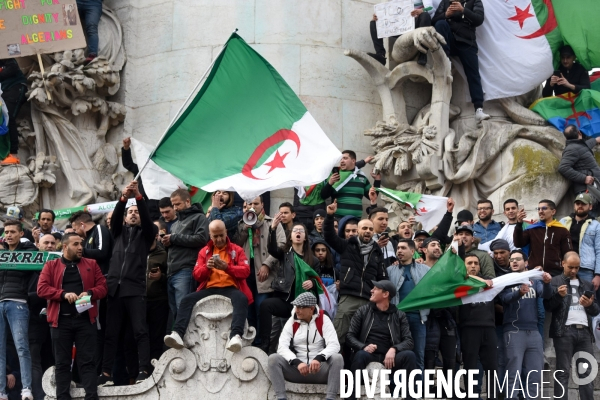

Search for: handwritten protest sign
xmin=375 ymin=0 xmax=415 ymax=39
xmin=0 ymin=0 xmax=87 ymax=59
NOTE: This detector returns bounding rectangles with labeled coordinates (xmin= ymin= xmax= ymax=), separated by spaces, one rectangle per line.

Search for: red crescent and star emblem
xmin=242 ymin=129 xmax=301 ymax=180
xmin=511 ymin=0 xmax=558 ymax=39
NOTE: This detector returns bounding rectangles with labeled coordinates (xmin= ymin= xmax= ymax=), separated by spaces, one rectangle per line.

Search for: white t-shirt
xmin=566 ymin=279 xmax=588 ymax=326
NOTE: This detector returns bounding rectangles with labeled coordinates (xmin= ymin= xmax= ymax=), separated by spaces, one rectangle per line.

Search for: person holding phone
xmin=542 ymin=45 xmax=591 ymax=97
xmin=145 ymin=222 xmax=168 ymax=363
xmin=545 ymin=252 xmax=599 ymax=400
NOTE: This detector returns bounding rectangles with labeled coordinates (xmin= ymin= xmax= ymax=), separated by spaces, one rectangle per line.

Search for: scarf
xmin=525 ymin=219 xmax=565 ymax=230
xmin=247 ymin=210 xmax=266 ymax=258
xmin=359 ymin=239 xmax=375 ymax=266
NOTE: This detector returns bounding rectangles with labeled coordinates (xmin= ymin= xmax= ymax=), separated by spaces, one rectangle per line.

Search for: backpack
xmin=292 ymin=309 xmax=325 ymax=337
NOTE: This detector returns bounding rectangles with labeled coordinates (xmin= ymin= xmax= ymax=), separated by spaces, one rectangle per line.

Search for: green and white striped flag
xmin=0 ymin=251 xmax=61 ymax=271
xmin=377 ymin=187 xmax=447 ymax=232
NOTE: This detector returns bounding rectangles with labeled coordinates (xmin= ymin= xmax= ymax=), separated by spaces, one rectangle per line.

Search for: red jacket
xmin=37 ymin=257 xmax=108 ymax=328
xmin=193 ymin=239 xmax=253 ymax=305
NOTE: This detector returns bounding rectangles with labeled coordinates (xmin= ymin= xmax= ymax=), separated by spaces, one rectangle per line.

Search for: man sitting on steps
xmin=164 ymin=220 xmax=252 ymax=353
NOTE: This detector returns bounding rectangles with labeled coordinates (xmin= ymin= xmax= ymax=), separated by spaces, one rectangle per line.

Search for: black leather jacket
xmin=346 ymin=302 xmax=414 ymax=354
xmin=544 ymin=273 xmax=600 ymax=338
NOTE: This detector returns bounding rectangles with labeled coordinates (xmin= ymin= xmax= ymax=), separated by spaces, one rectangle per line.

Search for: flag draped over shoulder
xmin=293 ymin=253 xmax=330 ymax=305
xmin=530 ymin=90 xmax=600 ymax=137
xmin=376 ymin=187 xmax=447 ymax=232
xmin=0 ymin=88 xmax=10 ymax=160
xmin=150 ymin=33 xmax=341 ymax=201
xmin=398 ymin=251 xmax=487 ymax=312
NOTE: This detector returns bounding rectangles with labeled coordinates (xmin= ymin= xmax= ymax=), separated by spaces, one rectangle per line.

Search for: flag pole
xmin=134 ymin=28 xmax=238 ymax=181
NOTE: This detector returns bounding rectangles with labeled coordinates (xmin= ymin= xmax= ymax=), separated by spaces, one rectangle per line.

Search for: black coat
xmin=544 ymin=273 xmax=600 ymax=339
xmin=558 ymin=137 xmax=600 ymax=194
xmin=323 ymin=214 xmax=387 ymax=300
xmin=346 ymin=302 xmax=414 ymax=353
xmin=432 ymin=0 xmax=484 ymax=48
xmin=107 ymin=198 xmax=155 ymax=297
xmin=82 ymin=223 xmax=113 ymax=275
xmin=542 ymin=62 xmax=591 ymax=97
xmin=0 ymin=241 xmax=38 ymax=301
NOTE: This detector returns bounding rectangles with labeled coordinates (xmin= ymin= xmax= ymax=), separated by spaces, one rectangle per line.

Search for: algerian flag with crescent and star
xmin=150 ymin=33 xmax=341 ymax=201
xmin=377 ymin=187 xmax=447 ymax=232
xmin=431 ymin=0 xmax=600 ymax=100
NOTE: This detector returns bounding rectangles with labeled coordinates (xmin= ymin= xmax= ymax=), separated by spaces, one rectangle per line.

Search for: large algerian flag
xmin=530 ymin=90 xmax=600 ymax=136
xmin=0 ymin=88 xmax=9 ymax=160
xmin=377 ymin=187 xmax=447 ymax=231
xmin=149 ymin=33 xmax=341 ymax=201
xmin=398 ymin=250 xmax=544 ymax=311
xmin=431 ymin=0 xmax=598 ymax=100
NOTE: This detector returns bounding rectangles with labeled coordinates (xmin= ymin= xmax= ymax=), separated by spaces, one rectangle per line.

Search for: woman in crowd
xmin=207 ymin=190 xmax=243 ymax=239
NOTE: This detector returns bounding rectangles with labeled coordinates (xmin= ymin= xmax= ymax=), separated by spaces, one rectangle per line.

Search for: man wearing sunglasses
xmin=514 ymin=199 xmax=572 ymax=277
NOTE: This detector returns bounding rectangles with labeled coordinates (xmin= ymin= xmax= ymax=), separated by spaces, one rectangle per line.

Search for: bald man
xmin=546 ymin=252 xmax=599 ymax=400
xmin=164 ymin=220 xmax=252 ymax=353
xmin=323 ymin=201 xmax=388 ymax=348
xmin=38 ymin=234 xmax=57 ymax=252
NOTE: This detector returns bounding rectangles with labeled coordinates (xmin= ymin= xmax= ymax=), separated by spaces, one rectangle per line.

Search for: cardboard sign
xmin=0 ymin=0 xmax=87 ymax=59
xmin=375 ymin=0 xmax=415 ymax=39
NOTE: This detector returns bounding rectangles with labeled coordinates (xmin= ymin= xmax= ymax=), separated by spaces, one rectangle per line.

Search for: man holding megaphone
xmin=234 ymin=196 xmax=286 ymax=345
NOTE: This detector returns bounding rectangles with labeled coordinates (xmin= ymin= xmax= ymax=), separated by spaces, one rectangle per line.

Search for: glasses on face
xmin=292 ymin=228 xmax=305 ymax=233
xmin=509 ymin=257 xmax=523 ymax=262
xmin=414 ymin=238 xmax=424 ymax=243
xmin=477 ymin=207 xmax=492 ymax=211
xmin=536 ymin=207 xmax=549 ymax=211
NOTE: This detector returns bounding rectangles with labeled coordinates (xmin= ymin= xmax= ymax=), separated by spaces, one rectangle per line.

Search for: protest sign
xmin=374 ymin=0 xmax=415 ymax=39
xmin=0 ymin=0 xmax=87 ymax=59
xmin=0 ymin=251 xmax=61 ymax=271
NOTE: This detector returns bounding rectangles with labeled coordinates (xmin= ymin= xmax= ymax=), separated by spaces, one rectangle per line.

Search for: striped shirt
xmin=332 ymin=174 xmax=371 ymax=219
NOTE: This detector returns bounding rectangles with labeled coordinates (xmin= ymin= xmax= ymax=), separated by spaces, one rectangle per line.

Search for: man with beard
xmin=455 ymin=225 xmax=495 ymax=278
xmin=473 ymin=200 xmax=504 ymax=243
xmin=560 ymin=193 xmax=600 ymax=299
xmin=387 ymin=239 xmax=429 ymax=375
xmin=323 ymin=201 xmax=387 ymax=349
xmin=370 ymin=207 xmax=398 ymax=267
xmin=422 ymin=237 xmax=442 ymax=267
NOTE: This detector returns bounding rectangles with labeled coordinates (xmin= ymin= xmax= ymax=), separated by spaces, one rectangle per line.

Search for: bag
xmin=319 ymin=283 xmax=338 ymax=319
xmin=293 ymin=309 xmax=325 ymax=337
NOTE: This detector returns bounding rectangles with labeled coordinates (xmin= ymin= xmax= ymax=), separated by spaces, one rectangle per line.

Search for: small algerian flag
xmin=0 ymin=251 xmax=61 ymax=271
xmin=377 ymin=187 xmax=447 ymax=232
xmin=150 ymin=33 xmax=341 ymax=201
xmin=398 ymin=251 xmax=487 ymax=311
xmin=398 ymin=251 xmax=544 ymax=311
xmin=0 ymin=88 xmax=9 ymax=160
xmin=293 ymin=253 xmax=330 ymax=306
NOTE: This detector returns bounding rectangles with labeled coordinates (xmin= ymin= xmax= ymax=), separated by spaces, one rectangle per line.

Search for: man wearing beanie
xmin=309 ymin=209 xmax=327 ymax=243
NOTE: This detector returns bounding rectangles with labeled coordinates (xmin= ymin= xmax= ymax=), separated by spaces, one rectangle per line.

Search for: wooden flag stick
xmin=36 ymin=52 xmax=52 ymax=101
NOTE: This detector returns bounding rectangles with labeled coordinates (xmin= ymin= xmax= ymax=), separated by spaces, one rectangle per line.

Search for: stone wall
xmin=103 ymin=0 xmax=391 ymax=214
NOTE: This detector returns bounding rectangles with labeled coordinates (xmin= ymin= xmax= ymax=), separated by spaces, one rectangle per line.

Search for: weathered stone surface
xmin=342 ymin=1 xmax=377 ymax=53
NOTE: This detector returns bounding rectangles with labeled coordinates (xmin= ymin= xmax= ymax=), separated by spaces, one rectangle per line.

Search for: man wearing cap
xmin=542 ymin=45 xmax=590 ymax=97
xmin=500 ymin=250 xmax=552 ymax=400
xmin=473 ymin=200 xmax=504 ymax=243
xmin=560 ymin=193 xmax=600 ymax=297
xmin=347 ymin=280 xmax=417 ymax=400
xmin=268 ymin=292 xmax=342 ymax=400
xmin=422 ymin=237 xmax=442 ymax=267
xmin=558 ymin=125 xmax=600 ymax=198
xmin=455 ymin=225 xmax=495 ymax=278
xmin=387 ymin=239 xmax=429 ymax=373
xmin=413 ymin=230 xmax=430 ymax=259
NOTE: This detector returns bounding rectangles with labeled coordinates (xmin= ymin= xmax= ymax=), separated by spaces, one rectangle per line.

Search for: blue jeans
xmin=406 ymin=312 xmax=426 ymax=374
xmin=76 ymin=0 xmax=102 ymax=55
xmin=249 ymin=292 xmax=270 ymax=345
xmin=167 ymin=269 xmax=196 ymax=319
xmin=0 ymin=301 xmax=32 ymax=394
xmin=504 ymin=330 xmax=543 ymax=400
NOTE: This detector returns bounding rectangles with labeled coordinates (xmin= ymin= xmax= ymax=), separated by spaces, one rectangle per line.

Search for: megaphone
xmin=243 ymin=208 xmax=258 ymax=226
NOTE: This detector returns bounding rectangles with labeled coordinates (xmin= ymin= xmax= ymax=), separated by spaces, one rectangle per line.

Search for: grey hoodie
xmin=167 ymin=204 xmax=209 ymax=276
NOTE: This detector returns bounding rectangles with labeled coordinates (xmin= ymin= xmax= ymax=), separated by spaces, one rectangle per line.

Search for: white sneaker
xmin=164 ymin=331 xmax=184 ymax=349
xmin=225 ymin=334 xmax=242 ymax=353
xmin=21 ymin=388 xmax=33 ymax=400
xmin=475 ymin=108 xmax=490 ymax=122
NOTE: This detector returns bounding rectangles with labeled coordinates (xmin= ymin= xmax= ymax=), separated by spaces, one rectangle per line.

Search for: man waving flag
xmin=148 ymin=33 xmax=341 ymax=200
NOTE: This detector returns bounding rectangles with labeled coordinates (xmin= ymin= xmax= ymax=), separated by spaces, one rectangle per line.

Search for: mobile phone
xmin=332 ymin=167 xmax=340 ymax=174
xmin=584 ymin=290 xmax=594 ymax=298
xmin=553 ymin=70 xmax=561 ymax=77
xmin=213 ymin=254 xmax=220 ymax=260
xmin=380 ymin=232 xmax=389 ymax=239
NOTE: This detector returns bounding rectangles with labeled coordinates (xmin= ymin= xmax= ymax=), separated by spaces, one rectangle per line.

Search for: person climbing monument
xmin=0 ymin=58 xmax=27 ymax=165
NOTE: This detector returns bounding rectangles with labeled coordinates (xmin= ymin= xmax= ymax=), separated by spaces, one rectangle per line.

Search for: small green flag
xmin=398 ymin=251 xmax=487 ymax=312
xmin=293 ymin=253 xmax=326 ymax=298
xmin=0 ymin=251 xmax=61 ymax=271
